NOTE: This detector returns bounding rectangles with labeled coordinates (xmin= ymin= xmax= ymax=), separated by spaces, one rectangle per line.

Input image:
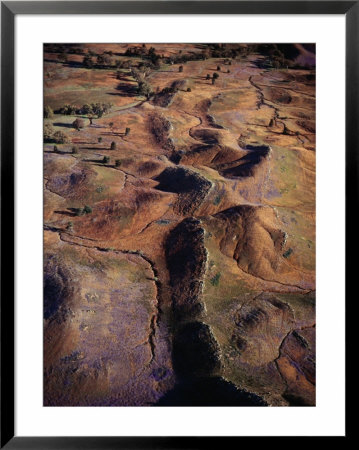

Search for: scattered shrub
xmin=58 ymin=53 xmax=68 ymax=63
xmin=110 ymin=141 xmax=116 ymax=150
xmin=125 ymin=127 xmax=130 ymax=136
xmin=137 ymin=80 xmax=153 ymax=99
xmin=213 ymin=194 xmax=222 ymax=206
xmin=83 ymin=55 xmax=93 ymax=68
xmin=115 ymin=159 xmax=121 ymax=167
xmin=72 ymin=146 xmax=78 ymax=154
xmin=210 ymin=272 xmax=221 ymax=286
xmin=56 ymin=102 xmax=112 ymax=118
xmin=179 ymin=65 xmax=183 ymax=72
xmin=44 ymin=105 xmax=53 ymax=118
xmin=83 ymin=205 xmax=93 ymax=214
xmin=103 ymin=156 xmax=110 ymax=164
xmin=96 ymin=53 xmax=112 ymax=67
xmin=283 ymin=248 xmax=293 ymax=259
xmin=53 ymin=130 xmax=69 ymax=144
xmin=206 ymin=74 xmax=211 ymax=80
xmin=212 ymin=72 xmax=219 ymax=85
xmin=44 ymin=123 xmax=56 ymax=142
xmin=98 ymin=137 xmax=102 ymax=143
xmin=187 ymin=87 xmax=191 ymax=92
xmin=60 ymin=104 xmax=77 ymax=115
xmin=54 ymin=145 xmax=58 ymax=152
xmin=216 ymin=65 xmax=221 ymax=71
xmin=75 ymin=208 xmax=84 ymax=216
xmin=72 ymin=118 xmax=85 ymax=131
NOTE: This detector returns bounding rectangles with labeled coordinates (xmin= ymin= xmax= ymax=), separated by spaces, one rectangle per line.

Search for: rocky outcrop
xmin=155 ymin=167 xmax=212 ymax=216
xmin=165 ymin=218 xmax=268 ymax=406
xmin=166 ymin=218 xmax=207 ymax=320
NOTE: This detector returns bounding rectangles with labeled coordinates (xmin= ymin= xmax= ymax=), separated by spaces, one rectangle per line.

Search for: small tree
xmin=227 ymin=69 xmax=231 ymax=73
xmin=98 ymin=137 xmax=102 ymax=143
xmin=83 ymin=205 xmax=92 ymax=214
xmin=206 ymin=74 xmax=211 ymax=80
xmin=212 ymin=72 xmax=219 ymax=85
xmin=53 ymin=131 xmax=69 ymax=144
xmin=59 ymin=53 xmax=68 ymax=63
xmin=72 ymin=146 xmax=78 ymax=154
xmin=216 ymin=65 xmax=221 ymax=71
xmin=187 ymin=87 xmax=192 ymax=92
xmin=138 ymin=81 xmax=152 ymax=99
xmin=83 ymin=55 xmax=93 ymax=68
xmin=103 ymin=156 xmax=110 ymax=164
xmin=115 ymin=159 xmax=121 ymax=167
xmin=54 ymin=145 xmax=58 ymax=153
xmin=110 ymin=141 xmax=116 ymax=150
xmin=72 ymin=118 xmax=85 ymax=131
xmin=44 ymin=123 xmax=55 ymax=142
xmin=179 ymin=65 xmax=183 ymax=73
xmin=66 ymin=221 xmax=74 ymax=231
xmin=125 ymin=127 xmax=130 ymax=136
xmin=109 ymin=122 xmax=114 ymax=131
xmin=44 ymin=105 xmax=53 ymax=118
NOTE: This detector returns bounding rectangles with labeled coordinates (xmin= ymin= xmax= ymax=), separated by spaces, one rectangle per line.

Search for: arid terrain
xmin=44 ymin=44 xmax=315 ymax=406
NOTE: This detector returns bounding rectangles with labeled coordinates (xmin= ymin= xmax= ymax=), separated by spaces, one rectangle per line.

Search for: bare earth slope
xmin=44 ymin=44 xmax=315 ymax=406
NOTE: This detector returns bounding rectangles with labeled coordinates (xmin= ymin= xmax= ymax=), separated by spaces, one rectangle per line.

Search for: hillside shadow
xmin=53 ymin=122 xmax=74 ymax=129
xmin=54 ymin=209 xmax=77 ymax=217
xmin=156 ymin=376 xmax=268 ymax=406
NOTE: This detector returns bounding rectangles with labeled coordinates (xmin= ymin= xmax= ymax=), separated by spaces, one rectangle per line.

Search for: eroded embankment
xmin=162 ymin=218 xmax=267 ymax=406
xmin=154 ymin=167 xmax=212 ymax=216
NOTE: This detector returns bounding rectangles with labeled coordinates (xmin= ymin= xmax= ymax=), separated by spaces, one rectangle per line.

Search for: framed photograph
xmin=1 ymin=1 xmax=352 ymax=447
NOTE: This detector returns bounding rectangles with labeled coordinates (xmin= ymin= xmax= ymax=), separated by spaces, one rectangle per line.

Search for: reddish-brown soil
xmin=44 ymin=44 xmax=315 ymax=406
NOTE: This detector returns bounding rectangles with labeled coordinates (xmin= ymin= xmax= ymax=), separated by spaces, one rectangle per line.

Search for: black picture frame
xmin=1 ymin=1 xmax=353 ymax=447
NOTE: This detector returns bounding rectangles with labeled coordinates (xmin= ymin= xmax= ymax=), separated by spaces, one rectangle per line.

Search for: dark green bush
xmin=210 ymin=273 xmax=221 ymax=286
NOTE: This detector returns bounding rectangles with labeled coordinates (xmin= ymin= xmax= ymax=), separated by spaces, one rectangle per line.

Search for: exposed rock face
xmin=166 ymin=218 xmax=207 ymax=320
xmin=149 ymin=112 xmax=175 ymax=153
xmin=173 ymin=321 xmax=222 ymax=378
xmin=155 ymin=167 xmax=212 ymax=216
xmin=164 ymin=218 xmax=267 ymax=406
xmin=156 ymin=376 xmax=267 ymax=406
